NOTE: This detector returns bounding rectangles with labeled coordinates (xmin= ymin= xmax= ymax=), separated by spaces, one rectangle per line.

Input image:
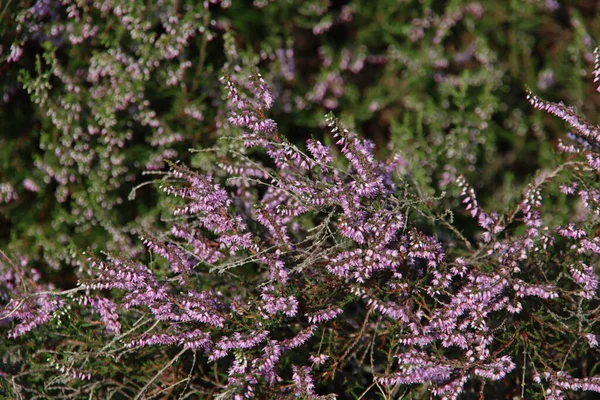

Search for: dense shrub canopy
xmin=1 ymin=1 xmax=599 ymax=399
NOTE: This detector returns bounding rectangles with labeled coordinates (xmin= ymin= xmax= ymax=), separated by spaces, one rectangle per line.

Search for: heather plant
xmin=2 ymin=1 xmax=600 ymax=399
xmin=2 ymin=67 xmax=600 ymax=398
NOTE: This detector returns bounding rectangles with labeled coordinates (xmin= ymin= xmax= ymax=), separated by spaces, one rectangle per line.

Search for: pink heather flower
xmin=0 ymin=183 xmax=18 ymax=203
xmin=261 ymin=286 xmax=298 ymax=317
xmin=142 ymin=237 xmax=195 ymax=274
xmin=255 ymin=205 xmax=291 ymax=244
xmin=127 ymin=333 xmax=178 ymax=348
xmin=253 ymin=74 xmax=274 ymax=110
xmin=557 ymin=139 xmax=579 ymax=153
xmin=512 ymin=281 xmax=558 ymax=300
xmin=457 ymin=175 xmax=479 ymax=218
xmin=586 ymin=153 xmax=600 ymax=171
xmin=79 ymin=295 xmax=121 ymax=334
xmin=364 ymin=295 xmax=411 ymax=323
xmin=309 ymin=353 xmax=329 ymax=366
xmin=594 ymin=47 xmax=600 ymax=92
xmin=292 ymin=365 xmax=316 ymax=398
xmin=6 ymin=295 xmax=64 ymax=339
xmin=178 ymin=329 xmax=213 ymax=351
xmin=22 ymin=178 xmax=40 ymax=192
xmin=569 ymin=262 xmax=598 ymax=298
xmin=306 ymin=138 xmax=333 ymax=164
xmin=210 ymin=330 xmax=270 ymax=361
xmin=431 ymin=375 xmax=468 ymax=400
xmin=180 ymin=290 xmax=226 ymax=327
xmin=306 ymin=307 xmax=343 ymax=324
xmin=473 ymin=355 xmax=516 ymax=381
xmin=7 ymin=44 xmax=23 ymax=63
xmin=260 ymin=252 xmax=289 ymax=284
xmin=557 ymin=223 xmax=586 ymax=239
xmin=282 ymin=325 xmax=317 ymax=350
xmin=408 ymin=230 xmax=445 ymax=268
xmin=537 ymin=371 xmax=600 ymax=397
xmin=559 ymin=182 xmax=578 ymax=195
xmin=325 ymin=112 xmax=385 ymax=197
xmin=251 ymin=340 xmax=283 ymax=385
xmin=528 ymin=91 xmax=600 ymax=146
xmin=586 ymin=333 xmax=599 ymax=348
xmin=378 ymin=360 xmax=453 ymax=386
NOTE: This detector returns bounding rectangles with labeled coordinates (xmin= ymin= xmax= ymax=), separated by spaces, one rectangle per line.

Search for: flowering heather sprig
xmin=377 ymin=350 xmax=454 ymax=386
xmin=22 ymin=178 xmax=40 ymax=192
xmin=142 ymin=236 xmax=196 ymax=273
xmin=222 ymin=74 xmax=278 ymax=135
xmin=325 ymin=112 xmax=385 ymax=198
xmin=224 ymin=355 xmax=258 ymax=399
xmin=306 ymin=307 xmax=343 ymax=324
xmin=77 ymin=295 xmax=121 ymax=334
xmin=557 ymin=223 xmax=586 ymax=239
xmin=292 ymin=365 xmax=317 ymax=398
xmin=512 ymin=280 xmax=558 ymax=300
xmin=457 ymin=175 xmax=480 ymax=218
xmin=260 ymin=285 xmax=298 ymax=317
xmin=169 ymin=225 xmax=224 ymax=263
xmin=408 ymin=230 xmax=445 ymax=268
xmin=126 ymin=333 xmax=178 ymax=348
xmin=363 ymin=294 xmax=411 ymax=322
xmin=534 ymin=371 xmax=600 ymax=399
xmin=210 ymin=330 xmax=270 ymax=361
xmin=309 ymin=353 xmax=329 ymax=366
xmin=251 ymin=340 xmax=283 ymax=386
xmin=326 ymin=247 xmax=402 ymax=282
xmin=569 ymin=262 xmax=598 ymax=299
xmin=0 ymin=254 xmax=66 ymax=339
xmin=527 ymin=91 xmax=600 ymax=146
xmin=472 ymin=355 xmax=515 ymax=381
xmin=594 ymin=47 xmax=600 ymax=92
xmin=281 ymin=325 xmax=318 ymax=350
xmin=0 ymin=182 xmax=18 ymax=204
xmin=306 ymin=139 xmax=333 ymax=164
xmin=4 ymin=294 xmax=63 ymax=339
xmin=80 ymin=256 xmax=157 ymax=292
xmin=180 ymin=290 xmax=226 ymax=327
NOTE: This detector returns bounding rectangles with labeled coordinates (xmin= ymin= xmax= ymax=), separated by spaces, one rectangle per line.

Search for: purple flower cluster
xmin=78 ymin=295 xmax=121 ymax=334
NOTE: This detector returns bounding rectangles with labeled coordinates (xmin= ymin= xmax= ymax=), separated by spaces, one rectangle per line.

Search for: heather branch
xmin=133 ymin=348 xmax=187 ymax=400
xmin=0 ymin=287 xmax=83 ymax=321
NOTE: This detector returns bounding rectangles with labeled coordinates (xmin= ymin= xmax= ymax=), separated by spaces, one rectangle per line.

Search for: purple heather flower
xmin=22 ymin=178 xmax=40 ymax=192
xmin=261 ymin=285 xmax=298 ymax=317
xmin=569 ymin=262 xmax=598 ymax=298
xmin=307 ymin=138 xmax=333 ymax=164
xmin=282 ymin=325 xmax=317 ymax=350
xmin=127 ymin=333 xmax=179 ymax=348
xmin=251 ymin=340 xmax=283 ymax=385
xmin=292 ymin=365 xmax=316 ymax=398
xmin=309 ymin=353 xmax=329 ymax=366
xmin=473 ymin=355 xmax=515 ymax=380
xmin=306 ymin=307 xmax=343 ymax=324
xmin=557 ymin=223 xmax=586 ymax=239
xmin=5 ymin=294 xmax=63 ymax=339
xmin=528 ymin=92 xmax=600 ymax=146
xmin=79 ymin=295 xmax=121 ymax=334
